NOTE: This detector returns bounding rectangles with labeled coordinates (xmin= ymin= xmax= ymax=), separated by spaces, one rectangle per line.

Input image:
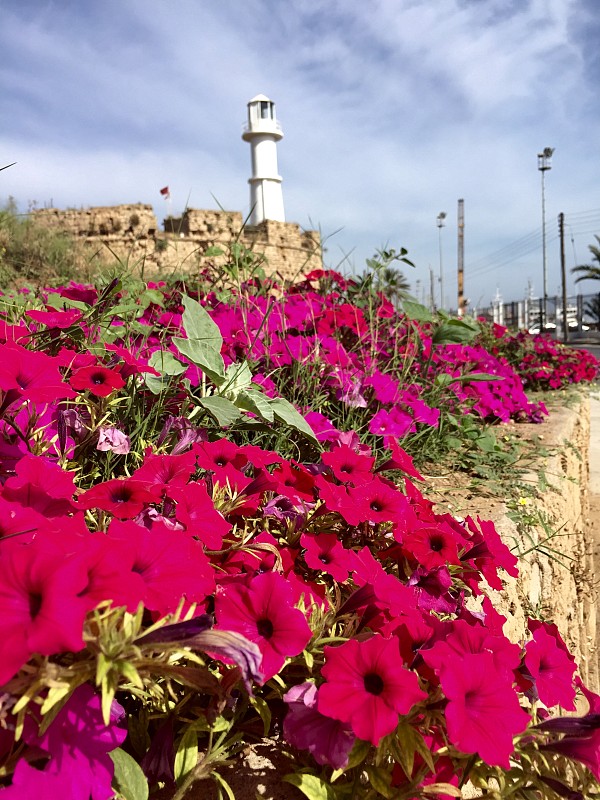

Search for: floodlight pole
xmin=437 ymin=212 xmax=446 ymax=310
xmin=537 ymin=147 xmax=554 ymax=331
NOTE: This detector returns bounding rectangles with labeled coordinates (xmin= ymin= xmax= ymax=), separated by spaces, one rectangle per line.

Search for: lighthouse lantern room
xmin=242 ymin=94 xmax=285 ymax=225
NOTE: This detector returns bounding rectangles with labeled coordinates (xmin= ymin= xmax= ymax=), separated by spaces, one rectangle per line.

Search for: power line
xmin=466 ymin=208 xmax=600 ymax=278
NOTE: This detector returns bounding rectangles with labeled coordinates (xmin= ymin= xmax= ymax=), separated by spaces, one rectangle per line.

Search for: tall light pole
xmin=537 ymin=147 xmax=554 ymax=330
xmin=437 ymin=212 xmax=447 ymax=310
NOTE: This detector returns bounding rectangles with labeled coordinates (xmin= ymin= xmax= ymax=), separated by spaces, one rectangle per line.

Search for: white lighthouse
xmin=242 ymin=94 xmax=285 ymax=225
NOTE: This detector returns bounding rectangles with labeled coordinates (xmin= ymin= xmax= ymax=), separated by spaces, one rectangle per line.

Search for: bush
xmin=0 ymin=198 xmax=81 ymax=287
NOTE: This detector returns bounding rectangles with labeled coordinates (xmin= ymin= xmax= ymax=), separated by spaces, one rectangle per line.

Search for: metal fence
xmin=487 ymin=291 xmax=600 ymax=336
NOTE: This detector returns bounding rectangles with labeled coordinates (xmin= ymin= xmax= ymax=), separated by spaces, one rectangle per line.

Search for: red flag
xmin=159 ymin=186 xmax=170 ymax=198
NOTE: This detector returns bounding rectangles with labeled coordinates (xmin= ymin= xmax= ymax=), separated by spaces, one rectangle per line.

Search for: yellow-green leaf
xmin=422 ymin=783 xmax=463 ymax=797
xmin=174 ymin=727 xmax=198 ymax=783
xmin=282 ymin=773 xmax=334 ymax=800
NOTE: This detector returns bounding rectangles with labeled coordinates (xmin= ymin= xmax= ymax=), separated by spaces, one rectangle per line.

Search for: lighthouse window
xmin=260 ymin=101 xmax=271 ymax=119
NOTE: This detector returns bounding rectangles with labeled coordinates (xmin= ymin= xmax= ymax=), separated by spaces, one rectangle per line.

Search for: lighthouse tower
xmin=242 ymin=94 xmax=285 ymax=225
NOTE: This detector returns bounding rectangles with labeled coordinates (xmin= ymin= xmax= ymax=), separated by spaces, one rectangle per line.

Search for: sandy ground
xmin=589 ymin=394 xmax=600 ymax=684
xmin=590 ymin=494 xmax=600 ymax=684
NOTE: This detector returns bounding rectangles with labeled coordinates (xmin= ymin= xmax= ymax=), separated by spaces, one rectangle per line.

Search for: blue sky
xmin=1 ymin=0 xmax=599 ymax=308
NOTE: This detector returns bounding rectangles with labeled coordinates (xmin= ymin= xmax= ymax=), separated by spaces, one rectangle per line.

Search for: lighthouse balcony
xmin=242 ymin=120 xmax=283 ymax=139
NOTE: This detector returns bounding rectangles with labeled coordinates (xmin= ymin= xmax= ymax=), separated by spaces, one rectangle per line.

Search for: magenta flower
xmin=368 ymin=407 xmax=414 ymax=440
xmin=0 ymin=342 xmax=75 ymax=406
xmin=348 ymin=478 xmax=408 ymax=524
xmin=26 ymin=308 xmax=83 ymax=329
xmin=438 ymin=652 xmax=530 ymax=767
xmin=16 ymin=683 xmax=127 ymax=800
xmin=215 ymin=571 xmax=312 ymax=683
xmin=406 ymin=525 xmax=461 ymax=569
xmin=0 ymin=538 xmax=90 ymax=684
xmin=2 ymin=454 xmax=77 ymax=517
xmin=321 ymin=444 xmax=374 ymax=485
xmin=525 ymin=624 xmax=577 ymax=710
xmin=170 ymin=481 xmax=232 ymax=549
xmin=283 ymin=682 xmax=355 ymax=768
xmin=77 ymin=478 xmax=161 ymax=519
xmin=69 ymin=364 xmax=125 ymax=397
xmin=106 ymin=520 xmax=216 ymax=616
xmin=378 ymin=439 xmax=424 ymax=481
xmin=318 ymin=635 xmax=427 ymax=745
xmin=301 ymin=532 xmax=357 ymax=582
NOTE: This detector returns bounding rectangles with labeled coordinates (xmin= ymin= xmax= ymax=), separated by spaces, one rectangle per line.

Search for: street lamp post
xmin=537 ymin=147 xmax=554 ymax=331
xmin=436 ymin=212 xmax=447 ymax=310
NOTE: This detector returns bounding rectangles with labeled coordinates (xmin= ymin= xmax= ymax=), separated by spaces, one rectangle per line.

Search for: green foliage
xmin=167 ymin=294 xmax=318 ymax=442
xmin=110 ymin=748 xmax=149 ymax=800
xmin=571 ymin=235 xmax=600 ymax=283
xmin=0 ymin=198 xmax=85 ymax=287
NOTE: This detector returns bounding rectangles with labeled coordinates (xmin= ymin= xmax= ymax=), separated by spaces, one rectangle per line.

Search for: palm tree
xmin=571 ymin=235 xmax=600 ymax=283
xmin=584 ymin=293 xmax=600 ymax=328
xmin=363 ymin=247 xmax=413 ymax=307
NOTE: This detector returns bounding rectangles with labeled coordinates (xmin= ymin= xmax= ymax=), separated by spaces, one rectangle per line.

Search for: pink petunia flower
xmin=26 ymin=308 xmax=83 ymax=329
xmin=0 ymin=342 xmax=75 ymax=407
xmin=96 ymin=426 xmax=131 ymax=455
xmin=301 ymin=532 xmax=357 ymax=582
xmin=69 ymin=364 xmax=125 ymax=397
xmin=438 ymin=652 xmax=530 ymax=767
xmin=0 ymin=538 xmax=91 ymax=684
xmin=215 ymin=571 xmax=312 ymax=683
xmin=106 ymin=520 xmax=216 ymax=616
xmin=318 ymin=635 xmax=427 ymax=745
xmin=321 ymin=444 xmax=374 ymax=486
xmin=368 ymin=407 xmax=414 ymax=440
xmin=524 ymin=624 xmax=577 ymax=710
xmin=15 ymin=683 xmax=127 ymax=800
xmin=77 ymin=478 xmax=161 ymax=519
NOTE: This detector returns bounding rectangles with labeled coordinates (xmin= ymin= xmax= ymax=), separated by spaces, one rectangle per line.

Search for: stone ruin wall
xmin=32 ymin=205 xmax=322 ymax=281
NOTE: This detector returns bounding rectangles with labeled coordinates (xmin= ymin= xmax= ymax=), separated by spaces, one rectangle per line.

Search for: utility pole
xmin=457 ymin=199 xmax=465 ymax=316
xmin=559 ymin=212 xmax=568 ymax=343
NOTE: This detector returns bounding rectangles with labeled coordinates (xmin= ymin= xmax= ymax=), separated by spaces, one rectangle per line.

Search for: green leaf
xmin=283 ymin=773 xmax=334 ymax=800
xmin=172 ymin=295 xmax=225 ymax=383
xmin=345 ymin=737 xmax=371 ymax=770
xmin=45 ymin=293 xmax=89 ymax=312
xmin=365 ymin=766 xmax=395 ymax=799
xmin=144 ymin=350 xmax=187 ymax=394
xmin=204 ymin=246 xmax=225 ymax=257
xmin=431 ymin=319 xmax=480 ymax=345
xmin=110 ymin=748 xmax=149 ymax=800
xmin=236 ymin=388 xmax=275 ymax=422
xmin=180 ymin=294 xmax=223 ymax=350
xmin=422 ymin=784 xmax=463 ymax=797
xmin=221 ymin=361 xmax=253 ymax=400
xmin=402 ymin=299 xmax=434 ymax=322
xmin=212 ymin=772 xmax=236 ymax=800
xmin=141 ymin=288 xmax=165 ymax=307
xmin=392 ymin=722 xmax=435 ymax=778
xmin=249 ymin=695 xmax=272 ymax=736
xmin=452 ymin=372 xmax=505 ymax=383
xmin=174 ymin=727 xmax=198 ymax=783
xmin=269 ymin=397 xmax=318 ymax=443
xmin=172 ymin=337 xmax=226 ymax=384
xmin=434 ymin=373 xmax=454 ymax=388
xmin=198 ymin=395 xmax=243 ymax=427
